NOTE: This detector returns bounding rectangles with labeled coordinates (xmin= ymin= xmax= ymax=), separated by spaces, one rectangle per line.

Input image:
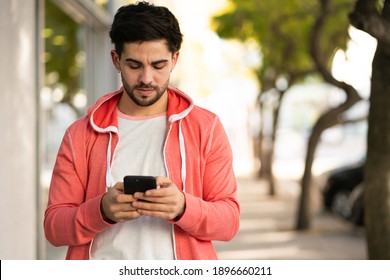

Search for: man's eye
xmin=154 ymin=63 xmax=166 ymax=70
xmin=129 ymin=63 xmax=140 ymax=69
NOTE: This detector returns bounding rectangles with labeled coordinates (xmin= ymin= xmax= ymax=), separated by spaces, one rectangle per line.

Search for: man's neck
xmin=117 ymin=91 xmax=168 ymax=117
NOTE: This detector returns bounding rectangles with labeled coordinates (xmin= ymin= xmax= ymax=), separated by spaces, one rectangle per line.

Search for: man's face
xmin=112 ymin=40 xmax=179 ymax=109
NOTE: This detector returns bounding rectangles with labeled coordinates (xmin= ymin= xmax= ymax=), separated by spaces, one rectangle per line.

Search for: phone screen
xmin=123 ymin=176 xmax=157 ymax=195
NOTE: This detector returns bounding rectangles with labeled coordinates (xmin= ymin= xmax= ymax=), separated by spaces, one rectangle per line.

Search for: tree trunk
xmin=267 ymin=90 xmax=286 ymax=196
xmin=349 ymin=0 xmax=390 ymax=260
xmin=257 ymin=89 xmax=286 ymax=196
xmin=365 ymin=31 xmax=390 ymax=260
xmin=296 ymin=98 xmax=360 ymax=229
xmin=296 ymin=124 xmax=321 ymax=229
xmin=257 ymin=92 xmax=267 ymax=179
xmin=296 ymin=0 xmax=362 ymax=230
xmin=257 ymin=90 xmax=275 ymax=194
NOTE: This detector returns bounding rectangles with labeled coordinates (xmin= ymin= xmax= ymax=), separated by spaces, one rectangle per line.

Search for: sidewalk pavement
xmin=214 ymin=177 xmax=367 ymax=260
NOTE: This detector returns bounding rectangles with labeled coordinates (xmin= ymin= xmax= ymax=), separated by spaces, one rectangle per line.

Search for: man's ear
xmin=110 ymin=50 xmax=121 ymax=72
xmin=171 ymin=51 xmax=180 ymax=71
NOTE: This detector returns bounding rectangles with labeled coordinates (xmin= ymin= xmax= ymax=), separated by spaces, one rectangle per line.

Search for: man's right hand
xmin=100 ymin=182 xmax=142 ymax=223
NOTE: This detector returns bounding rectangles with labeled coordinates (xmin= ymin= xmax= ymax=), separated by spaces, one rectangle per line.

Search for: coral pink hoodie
xmin=44 ymin=86 xmax=240 ymax=260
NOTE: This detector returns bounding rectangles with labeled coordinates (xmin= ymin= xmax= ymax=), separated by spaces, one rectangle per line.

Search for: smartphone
xmin=123 ymin=175 xmax=157 ymax=195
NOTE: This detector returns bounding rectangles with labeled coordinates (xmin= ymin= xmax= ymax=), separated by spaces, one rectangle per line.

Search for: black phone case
xmin=123 ymin=176 xmax=157 ymax=195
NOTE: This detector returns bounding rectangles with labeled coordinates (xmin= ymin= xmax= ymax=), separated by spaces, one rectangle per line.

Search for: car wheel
xmin=331 ymin=190 xmax=351 ymax=219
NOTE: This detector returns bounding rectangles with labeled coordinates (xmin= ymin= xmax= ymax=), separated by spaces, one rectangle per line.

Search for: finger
xmin=132 ymin=194 xmax=157 ymax=203
xmin=156 ymin=176 xmax=172 ymax=187
xmin=105 ymin=199 xmax=138 ymax=216
xmin=137 ymin=209 xmax=164 ymax=218
xmin=119 ymin=201 xmax=140 ymax=211
xmin=133 ymin=197 xmax=185 ymax=220
xmin=134 ymin=190 xmax=174 ymax=204
xmin=143 ymin=184 xmax=175 ymax=197
xmin=117 ymin=193 xmax=137 ymax=203
xmin=137 ymin=208 xmax=177 ymax=220
xmin=113 ymin=182 xmax=124 ymax=191
xmin=132 ymin=195 xmax=171 ymax=210
xmin=132 ymin=199 xmax=176 ymax=213
xmin=132 ymin=198 xmax=157 ymax=209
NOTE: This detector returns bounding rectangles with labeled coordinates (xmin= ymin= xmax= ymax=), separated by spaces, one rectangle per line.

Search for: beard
xmin=122 ymin=77 xmax=169 ymax=107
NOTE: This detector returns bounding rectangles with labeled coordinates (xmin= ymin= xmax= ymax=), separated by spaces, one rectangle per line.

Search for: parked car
xmin=321 ymin=160 xmax=364 ymax=224
xmin=348 ymin=182 xmax=364 ymax=226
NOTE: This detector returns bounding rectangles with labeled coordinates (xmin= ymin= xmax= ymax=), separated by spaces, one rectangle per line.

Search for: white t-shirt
xmin=90 ymin=109 xmax=174 ymax=259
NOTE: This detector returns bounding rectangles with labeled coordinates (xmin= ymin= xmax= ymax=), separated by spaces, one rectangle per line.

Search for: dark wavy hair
xmin=109 ymin=1 xmax=183 ymax=56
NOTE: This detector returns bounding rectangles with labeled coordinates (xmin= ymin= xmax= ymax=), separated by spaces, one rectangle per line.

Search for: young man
xmin=44 ymin=1 xmax=240 ymax=260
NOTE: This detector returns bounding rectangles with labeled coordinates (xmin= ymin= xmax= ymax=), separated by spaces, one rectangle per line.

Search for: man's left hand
xmin=132 ymin=176 xmax=186 ymax=221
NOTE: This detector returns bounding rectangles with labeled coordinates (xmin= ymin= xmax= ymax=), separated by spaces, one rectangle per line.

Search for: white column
xmin=0 ymin=0 xmax=39 ymax=259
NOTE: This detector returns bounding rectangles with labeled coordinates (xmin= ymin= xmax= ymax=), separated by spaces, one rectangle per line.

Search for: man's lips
xmin=136 ymin=88 xmax=155 ymax=95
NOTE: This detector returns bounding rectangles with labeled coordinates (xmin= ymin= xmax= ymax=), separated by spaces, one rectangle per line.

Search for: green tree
xmin=350 ymin=0 xmax=390 ymax=259
xmin=213 ymin=0 xmax=361 ymax=229
xmin=44 ymin=0 xmax=84 ymax=116
xmin=213 ymin=0 xmax=319 ymax=195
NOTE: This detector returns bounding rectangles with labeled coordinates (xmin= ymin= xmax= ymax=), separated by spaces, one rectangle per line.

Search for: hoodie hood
xmin=87 ymin=86 xmax=194 ymax=189
xmin=88 ymin=86 xmax=194 ymax=132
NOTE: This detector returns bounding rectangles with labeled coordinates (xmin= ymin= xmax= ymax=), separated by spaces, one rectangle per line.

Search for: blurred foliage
xmin=44 ymin=0 xmax=84 ymax=111
xmin=212 ymin=0 xmax=354 ymax=90
xmin=92 ymin=0 xmax=109 ymax=10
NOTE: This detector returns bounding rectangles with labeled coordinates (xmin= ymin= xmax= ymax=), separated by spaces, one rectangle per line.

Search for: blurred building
xmin=0 ymin=0 xmax=131 ymax=260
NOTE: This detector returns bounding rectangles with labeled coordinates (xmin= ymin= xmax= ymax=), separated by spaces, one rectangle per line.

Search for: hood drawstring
xmin=106 ymin=132 xmax=114 ymax=189
xmin=178 ymin=120 xmax=186 ymax=192
xmin=167 ymin=99 xmax=193 ymax=193
xmin=89 ymin=114 xmax=118 ymax=189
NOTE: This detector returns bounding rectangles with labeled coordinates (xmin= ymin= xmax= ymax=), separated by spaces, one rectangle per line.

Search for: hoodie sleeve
xmin=174 ymin=116 xmax=240 ymax=241
xmin=44 ymin=124 xmax=113 ymax=247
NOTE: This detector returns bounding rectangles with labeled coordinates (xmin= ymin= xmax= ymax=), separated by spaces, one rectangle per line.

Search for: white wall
xmin=0 ymin=0 xmax=39 ymax=259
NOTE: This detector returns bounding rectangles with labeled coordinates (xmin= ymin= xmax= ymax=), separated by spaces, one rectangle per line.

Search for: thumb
xmin=113 ymin=182 xmax=124 ymax=192
xmin=156 ymin=176 xmax=171 ymax=188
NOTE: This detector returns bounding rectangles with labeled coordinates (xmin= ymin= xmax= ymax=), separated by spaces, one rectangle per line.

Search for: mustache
xmin=135 ymin=83 xmax=156 ymax=89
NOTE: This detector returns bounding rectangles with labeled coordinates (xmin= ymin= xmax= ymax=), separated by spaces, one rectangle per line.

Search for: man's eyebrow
xmin=125 ymin=58 xmax=141 ymax=63
xmin=151 ymin=59 xmax=169 ymax=64
xmin=125 ymin=58 xmax=168 ymax=64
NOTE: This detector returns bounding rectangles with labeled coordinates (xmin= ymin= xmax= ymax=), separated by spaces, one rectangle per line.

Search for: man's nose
xmin=139 ymin=67 xmax=153 ymax=85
